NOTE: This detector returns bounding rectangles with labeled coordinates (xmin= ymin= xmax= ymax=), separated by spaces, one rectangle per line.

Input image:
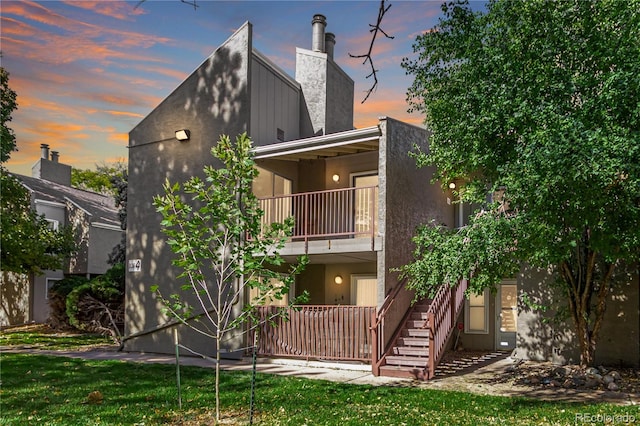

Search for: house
xmin=0 ymin=145 xmax=123 ymax=326
xmin=124 ymin=15 xmax=639 ymax=376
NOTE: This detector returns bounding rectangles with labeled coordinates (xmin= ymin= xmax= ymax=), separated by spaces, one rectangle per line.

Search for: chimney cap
xmin=312 ymin=14 xmax=326 ymax=25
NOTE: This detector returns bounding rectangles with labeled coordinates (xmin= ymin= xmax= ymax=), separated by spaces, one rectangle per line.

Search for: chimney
xmin=41 ymin=144 xmax=50 ymax=159
xmin=325 ymin=32 xmax=335 ymax=59
xmin=312 ymin=14 xmax=326 ymax=52
xmin=51 ymin=151 xmax=59 ymax=163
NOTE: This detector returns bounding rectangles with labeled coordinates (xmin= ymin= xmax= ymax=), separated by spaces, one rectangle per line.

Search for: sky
xmin=2 ymin=0 xmax=478 ymax=176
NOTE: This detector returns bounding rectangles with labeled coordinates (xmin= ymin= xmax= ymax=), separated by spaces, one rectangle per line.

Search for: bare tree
xmin=349 ymin=0 xmax=394 ymax=103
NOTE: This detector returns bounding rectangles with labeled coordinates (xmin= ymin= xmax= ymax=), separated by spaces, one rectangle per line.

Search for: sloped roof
xmin=13 ymin=174 xmax=120 ymax=229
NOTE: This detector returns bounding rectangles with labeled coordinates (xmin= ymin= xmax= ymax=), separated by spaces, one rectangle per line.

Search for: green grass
xmin=0 ymin=325 xmax=113 ymax=350
xmin=2 ymin=353 xmax=639 ymax=425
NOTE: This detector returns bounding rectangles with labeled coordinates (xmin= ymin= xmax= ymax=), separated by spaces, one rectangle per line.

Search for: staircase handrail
xmin=426 ymin=278 xmax=468 ymax=379
xmin=371 ymin=279 xmax=407 ymax=375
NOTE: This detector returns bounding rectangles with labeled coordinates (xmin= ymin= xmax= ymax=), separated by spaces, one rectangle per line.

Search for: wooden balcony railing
xmin=257 ymin=186 xmax=378 ymax=250
xmin=253 ymin=305 xmax=376 ymax=362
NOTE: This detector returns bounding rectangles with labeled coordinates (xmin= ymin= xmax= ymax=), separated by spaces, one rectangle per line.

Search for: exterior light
xmin=332 ymin=174 xmax=340 ymax=183
xmin=175 ymin=129 xmax=190 ymax=141
xmin=334 ymin=275 xmax=343 ymax=285
xmin=449 ymin=182 xmax=456 ymax=189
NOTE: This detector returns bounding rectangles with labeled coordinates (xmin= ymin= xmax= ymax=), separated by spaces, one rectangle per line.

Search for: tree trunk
xmin=561 ymin=245 xmax=615 ymax=367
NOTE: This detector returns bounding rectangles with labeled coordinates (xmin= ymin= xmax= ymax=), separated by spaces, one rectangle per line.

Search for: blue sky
xmin=2 ymin=1 xmax=478 ymax=175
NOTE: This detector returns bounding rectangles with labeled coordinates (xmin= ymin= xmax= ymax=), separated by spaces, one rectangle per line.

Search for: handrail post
xmin=371 ymin=309 xmax=380 ymax=376
xmin=450 ymin=284 xmax=456 ymax=329
xmin=428 ymin=311 xmax=435 ymax=380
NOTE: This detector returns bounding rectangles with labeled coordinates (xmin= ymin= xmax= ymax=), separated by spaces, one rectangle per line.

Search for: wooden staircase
xmin=374 ymin=279 xmax=469 ymax=381
xmin=379 ymin=299 xmax=432 ymax=380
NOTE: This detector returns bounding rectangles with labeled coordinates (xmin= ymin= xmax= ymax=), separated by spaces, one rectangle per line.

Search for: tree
xmin=152 ymin=133 xmax=307 ymax=422
xmin=107 ymin=170 xmax=127 ymax=266
xmin=1 ymin=67 xmax=17 ymax=163
xmin=401 ymin=0 xmax=640 ymax=366
xmin=71 ymin=161 xmax=127 ymax=196
xmin=0 ymin=67 xmax=76 ymax=274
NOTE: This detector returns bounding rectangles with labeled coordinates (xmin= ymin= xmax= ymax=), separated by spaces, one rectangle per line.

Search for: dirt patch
xmin=420 ymin=350 xmax=640 ymax=404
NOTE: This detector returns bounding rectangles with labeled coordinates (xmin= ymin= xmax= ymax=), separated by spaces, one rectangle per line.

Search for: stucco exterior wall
xmin=0 ymin=272 xmax=30 ymax=326
xmin=88 ymin=226 xmax=122 ymax=274
xmin=378 ymin=117 xmax=454 ymax=345
xmin=124 ymin=23 xmax=253 ymax=356
xmin=295 ymin=48 xmax=353 ymax=136
xmin=516 ymin=266 xmax=639 ymax=367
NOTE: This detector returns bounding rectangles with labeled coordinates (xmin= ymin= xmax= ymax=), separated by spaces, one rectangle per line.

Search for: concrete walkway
xmin=3 ymin=346 xmax=639 ymax=405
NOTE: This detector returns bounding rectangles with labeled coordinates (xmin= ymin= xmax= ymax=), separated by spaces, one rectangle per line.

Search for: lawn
xmin=1 ymin=328 xmax=638 ymax=425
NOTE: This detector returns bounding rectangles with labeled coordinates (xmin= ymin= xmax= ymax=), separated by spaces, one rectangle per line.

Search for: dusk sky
xmin=2 ymin=1 xmax=481 ymax=175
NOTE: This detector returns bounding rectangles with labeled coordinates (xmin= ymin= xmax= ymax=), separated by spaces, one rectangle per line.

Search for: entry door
xmin=352 ymin=173 xmax=378 ymax=234
xmin=496 ymin=281 xmax=517 ymax=350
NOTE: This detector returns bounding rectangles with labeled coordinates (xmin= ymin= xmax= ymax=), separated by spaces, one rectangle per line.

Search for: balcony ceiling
xmin=253 ymin=126 xmax=380 ymax=161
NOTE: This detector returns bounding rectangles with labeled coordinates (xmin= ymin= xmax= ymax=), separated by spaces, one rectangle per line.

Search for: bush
xmin=66 ymin=263 xmax=125 ymax=341
xmin=48 ymin=276 xmax=89 ymax=330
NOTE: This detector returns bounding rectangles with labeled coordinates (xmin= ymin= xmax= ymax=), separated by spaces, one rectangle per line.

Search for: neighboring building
xmin=0 ymin=145 xmax=123 ymax=326
xmin=124 ymin=15 xmax=639 ymax=375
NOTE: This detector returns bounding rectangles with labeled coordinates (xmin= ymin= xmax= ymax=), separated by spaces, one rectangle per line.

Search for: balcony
xmin=257 ymin=185 xmax=379 ymax=253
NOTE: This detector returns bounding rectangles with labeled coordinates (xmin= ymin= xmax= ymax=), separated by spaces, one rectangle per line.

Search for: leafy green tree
xmin=153 ymin=133 xmax=307 ymax=422
xmin=1 ymin=67 xmax=17 ymax=163
xmin=71 ymin=161 xmax=127 ymax=196
xmin=107 ymin=170 xmax=127 ymax=266
xmin=401 ymin=0 xmax=640 ymax=366
xmin=0 ymin=67 xmax=76 ymax=274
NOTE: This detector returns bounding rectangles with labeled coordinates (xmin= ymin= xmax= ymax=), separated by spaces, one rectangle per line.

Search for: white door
xmin=496 ymin=281 xmax=518 ymax=350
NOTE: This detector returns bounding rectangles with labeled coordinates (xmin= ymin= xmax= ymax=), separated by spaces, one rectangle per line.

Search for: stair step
xmin=406 ymin=320 xmax=427 ymax=328
xmin=412 ymin=304 xmax=430 ymax=312
xmin=397 ymin=337 xmax=430 ymax=347
xmin=392 ymin=346 xmax=429 ymax=356
xmin=411 ymin=312 xmax=429 ymax=321
xmin=385 ymin=355 xmax=429 ymax=367
xmin=379 ymin=365 xmax=428 ymax=380
xmin=404 ymin=328 xmax=430 ymax=338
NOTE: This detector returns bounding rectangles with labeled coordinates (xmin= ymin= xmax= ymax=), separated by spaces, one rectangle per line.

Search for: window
xmin=253 ymin=167 xmax=292 ymax=232
xmin=45 ymin=278 xmax=61 ymax=300
xmin=465 ymin=289 xmax=489 ymax=334
xmin=249 ymin=277 xmax=290 ymax=307
xmin=277 ymin=128 xmax=285 ymax=142
xmin=46 ymin=219 xmax=59 ymax=231
xmin=350 ymin=274 xmax=377 ymax=306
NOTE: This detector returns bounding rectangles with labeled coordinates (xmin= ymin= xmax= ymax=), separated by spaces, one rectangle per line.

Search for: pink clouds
xmin=62 ymin=0 xmax=146 ymax=21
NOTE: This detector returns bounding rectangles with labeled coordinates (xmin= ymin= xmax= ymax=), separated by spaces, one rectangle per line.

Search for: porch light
xmin=334 ymin=275 xmax=343 ymax=285
xmin=175 ymin=129 xmax=190 ymax=141
xmin=332 ymin=174 xmax=340 ymax=183
xmin=448 ymin=182 xmax=456 ymax=189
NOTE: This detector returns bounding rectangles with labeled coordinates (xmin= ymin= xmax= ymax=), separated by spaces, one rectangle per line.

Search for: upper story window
xmin=46 ymin=218 xmax=59 ymax=231
xmin=253 ymin=166 xmax=291 ymax=198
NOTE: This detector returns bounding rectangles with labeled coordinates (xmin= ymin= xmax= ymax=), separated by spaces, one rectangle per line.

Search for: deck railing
xmin=253 ymin=305 xmax=376 ymax=362
xmin=257 ymin=186 xmax=378 ymax=249
xmin=426 ymin=279 xmax=469 ymax=379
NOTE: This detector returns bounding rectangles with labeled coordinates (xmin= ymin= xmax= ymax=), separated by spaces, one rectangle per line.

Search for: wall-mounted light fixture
xmin=332 ymin=174 xmax=340 ymax=183
xmin=448 ymin=182 xmax=456 ymax=189
xmin=334 ymin=275 xmax=343 ymax=285
xmin=175 ymin=129 xmax=191 ymax=141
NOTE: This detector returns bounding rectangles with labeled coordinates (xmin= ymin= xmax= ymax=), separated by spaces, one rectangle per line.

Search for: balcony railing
xmin=257 ymin=186 xmax=378 ymax=249
xmin=252 ymin=305 xmax=376 ymax=362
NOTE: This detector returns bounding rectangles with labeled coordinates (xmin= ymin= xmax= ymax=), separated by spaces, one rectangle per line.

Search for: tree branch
xmin=349 ymin=0 xmax=394 ymax=103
